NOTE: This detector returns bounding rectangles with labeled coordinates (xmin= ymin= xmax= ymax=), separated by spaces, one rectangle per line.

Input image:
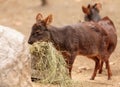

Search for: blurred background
xmin=0 ymin=0 xmax=120 ymax=87
xmin=0 ymin=0 xmax=120 ymax=39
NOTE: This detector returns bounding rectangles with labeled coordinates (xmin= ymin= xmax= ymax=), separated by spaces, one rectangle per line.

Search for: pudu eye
xmin=36 ymin=31 xmax=39 ymax=34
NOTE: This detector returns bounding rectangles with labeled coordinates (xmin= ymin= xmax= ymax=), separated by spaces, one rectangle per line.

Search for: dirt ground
xmin=0 ymin=0 xmax=120 ymax=87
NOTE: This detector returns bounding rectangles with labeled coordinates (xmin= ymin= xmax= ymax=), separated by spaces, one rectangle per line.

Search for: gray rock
xmin=0 ymin=26 xmax=32 ymax=87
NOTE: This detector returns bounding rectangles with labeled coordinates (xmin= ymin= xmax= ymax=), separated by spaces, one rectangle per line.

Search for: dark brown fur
xmin=28 ymin=13 xmax=116 ymax=80
xmin=82 ymin=3 xmax=117 ymax=79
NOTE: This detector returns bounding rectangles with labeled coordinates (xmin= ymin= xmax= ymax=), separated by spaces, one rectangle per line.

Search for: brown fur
xmin=82 ymin=3 xmax=117 ymax=79
xmin=28 ymin=13 xmax=116 ymax=80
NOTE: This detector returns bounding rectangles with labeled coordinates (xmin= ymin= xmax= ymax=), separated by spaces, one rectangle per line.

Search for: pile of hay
xmin=30 ymin=42 xmax=75 ymax=87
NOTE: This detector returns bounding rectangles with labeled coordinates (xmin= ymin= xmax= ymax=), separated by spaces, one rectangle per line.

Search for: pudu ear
xmin=44 ymin=14 xmax=53 ymax=25
xmin=93 ymin=3 xmax=102 ymax=12
xmin=87 ymin=4 xmax=91 ymax=8
xmin=36 ymin=13 xmax=43 ymax=23
xmin=82 ymin=6 xmax=90 ymax=15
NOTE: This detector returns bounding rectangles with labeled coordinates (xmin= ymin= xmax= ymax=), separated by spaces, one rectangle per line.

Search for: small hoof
xmin=98 ymin=71 xmax=102 ymax=74
xmin=108 ymin=77 xmax=111 ymax=80
xmin=90 ymin=78 xmax=94 ymax=80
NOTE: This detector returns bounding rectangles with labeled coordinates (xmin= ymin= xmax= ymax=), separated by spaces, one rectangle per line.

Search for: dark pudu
xmin=28 ymin=13 xmax=114 ymax=80
xmin=82 ymin=3 xmax=102 ymax=22
xmin=82 ymin=3 xmax=117 ymax=77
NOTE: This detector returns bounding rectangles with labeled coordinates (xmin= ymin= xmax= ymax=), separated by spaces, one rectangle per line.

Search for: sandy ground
xmin=0 ymin=0 xmax=120 ymax=87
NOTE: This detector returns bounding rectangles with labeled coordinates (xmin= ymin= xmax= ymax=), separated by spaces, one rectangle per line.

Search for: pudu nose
xmin=28 ymin=40 xmax=33 ymax=44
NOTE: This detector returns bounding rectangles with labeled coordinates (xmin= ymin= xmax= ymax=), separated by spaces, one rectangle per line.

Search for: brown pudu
xmin=82 ymin=3 xmax=102 ymax=22
xmin=28 ymin=13 xmax=114 ymax=80
xmin=82 ymin=3 xmax=117 ymax=78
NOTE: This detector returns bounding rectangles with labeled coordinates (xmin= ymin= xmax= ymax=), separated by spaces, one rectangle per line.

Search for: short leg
xmin=106 ymin=60 xmax=112 ymax=80
xmin=68 ymin=53 xmax=76 ymax=77
xmin=62 ymin=52 xmax=76 ymax=77
xmin=90 ymin=57 xmax=100 ymax=80
xmin=105 ymin=61 xmax=108 ymax=69
xmin=99 ymin=61 xmax=103 ymax=74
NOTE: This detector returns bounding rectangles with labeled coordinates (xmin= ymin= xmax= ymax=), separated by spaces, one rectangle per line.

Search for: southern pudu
xmin=82 ymin=3 xmax=117 ymax=79
xmin=28 ymin=12 xmax=116 ymax=80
